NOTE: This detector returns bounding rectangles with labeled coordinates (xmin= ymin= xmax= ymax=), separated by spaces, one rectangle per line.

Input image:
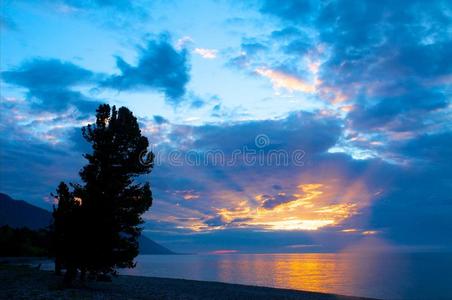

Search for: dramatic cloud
xmin=254 ymin=0 xmax=452 ymax=136
xmin=347 ymin=88 xmax=449 ymax=132
xmin=1 ymin=0 xmax=451 ymax=253
xmin=0 ymin=99 xmax=86 ymax=204
xmin=102 ymin=36 xmax=191 ymax=103
xmin=2 ymin=36 xmax=193 ymax=111
xmin=2 ymin=98 xmax=452 ymax=251
xmin=1 ymin=59 xmax=101 ymax=114
xmin=138 ymin=104 xmax=452 ymax=251
xmin=2 ymin=59 xmax=93 ymax=89
xmin=138 ymin=111 xmax=377 ymax=236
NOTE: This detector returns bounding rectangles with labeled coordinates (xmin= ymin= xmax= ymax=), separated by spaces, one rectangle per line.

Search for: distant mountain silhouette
xmin=0 ymin=193 xmax=52 ymax=229
xmin=0 ymin=192 xmax=174 ymax=254
xmin=138 ymin=234 xmax=174 ymax=254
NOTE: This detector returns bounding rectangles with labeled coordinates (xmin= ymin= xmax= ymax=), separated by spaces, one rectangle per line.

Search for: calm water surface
xmin=121 ymin=253 xmax=452 ymax=300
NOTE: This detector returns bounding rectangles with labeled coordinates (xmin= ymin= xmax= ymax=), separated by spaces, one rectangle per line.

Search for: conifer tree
xmin=51 ymin=104 xmax=154 ymax=283
xmin=77 ymin=104 xmax=153 ymax=275
xmin=52 ymin=182 xmax=81 ymax=282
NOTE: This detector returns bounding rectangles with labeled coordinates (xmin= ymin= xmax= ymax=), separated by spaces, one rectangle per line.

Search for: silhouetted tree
xmin=0 ymin=225 xmax=50 ymax=257
xmin=51 ymin=182 xmax=81 ymax=281
xmin=52 ymin=104 xmax=154 ymax=283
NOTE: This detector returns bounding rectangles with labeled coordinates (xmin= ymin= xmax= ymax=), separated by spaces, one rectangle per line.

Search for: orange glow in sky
xmin=211 ymin=180 xmax=369 ymax=231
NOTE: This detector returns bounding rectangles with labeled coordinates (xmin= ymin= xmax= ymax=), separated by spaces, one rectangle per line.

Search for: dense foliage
xmin=52 ymin=104 xmax=154 ymax=283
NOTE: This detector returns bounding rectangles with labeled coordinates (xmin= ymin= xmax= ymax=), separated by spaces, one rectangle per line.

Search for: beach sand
xmin=0 ymin=264 xmax=377 ymax=300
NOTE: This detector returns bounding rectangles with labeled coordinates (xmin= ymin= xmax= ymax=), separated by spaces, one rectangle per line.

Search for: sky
xmin=1 ymin=0 xmax=451 ymax=254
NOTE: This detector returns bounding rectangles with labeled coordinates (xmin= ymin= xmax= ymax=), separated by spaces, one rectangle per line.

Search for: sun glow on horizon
xmin=199 ymin=180 xmax=371 ymax=232
xmin=255 ymin=219 xmax=335 ymax=231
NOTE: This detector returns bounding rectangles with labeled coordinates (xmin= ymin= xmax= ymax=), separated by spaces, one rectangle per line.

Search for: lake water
xmin=120 ymin=253 xmax=452 ymax=300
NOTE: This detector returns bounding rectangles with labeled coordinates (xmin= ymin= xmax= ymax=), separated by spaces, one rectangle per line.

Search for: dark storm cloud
xmin=101 ymin=36 xmax=190 ymax=104
xmin=1 ymin=59 xmax=102 ymax=114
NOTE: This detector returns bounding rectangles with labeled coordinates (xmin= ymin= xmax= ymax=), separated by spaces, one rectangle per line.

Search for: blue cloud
xmin=1 ymin=59 xmax=101 ymax=113
xmin=255 ymin=0 xmax=451 ymax=136
xmin=192 ymin=111 xmax=341 ymax=154
xmin=2 ymin=0 xmax=452 ymax=253
xmin=102 ymin=36 xmax=191 ymax=104
xmin=241 ymin=40 xmax=268 ymax=55
xmin=260 ymin=0 xmax=316 ymax=23
xmin=0 ymin=103 xmax=84 ymax=206
xmin=270 ymin=26 xmax=302 ymax=39
xmin=2 ymin=99 xmax=452 ymax=250
xmin=396 ymin=132 xmax=452 ymax=165
xmin=153 ymin=115 xmax=169 ymax=125
xmin=2 ymin=59 xmax=94 ymax=89
xmin=348 ymin=88 xmax=448 ymax=131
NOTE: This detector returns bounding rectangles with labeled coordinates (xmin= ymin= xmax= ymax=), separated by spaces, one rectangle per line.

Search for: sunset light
xmin=1 ymin=0 xmax=451 ymax=298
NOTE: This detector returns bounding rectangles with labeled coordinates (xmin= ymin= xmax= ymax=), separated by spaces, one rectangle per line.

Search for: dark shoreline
xmin=0 ymin=263 xmax=378 ymax=300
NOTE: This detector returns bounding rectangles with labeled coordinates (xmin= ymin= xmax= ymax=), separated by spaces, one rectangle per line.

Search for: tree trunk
xmin=54 ymin=257 xmax=62 ymax=276
xmin=63 ymin=265 xmax=77 ymax=286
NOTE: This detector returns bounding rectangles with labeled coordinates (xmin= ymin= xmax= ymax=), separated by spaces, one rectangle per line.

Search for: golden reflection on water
xmin=122 ymin=252 xmax=451 ymax=299
xmin=215 ymin=253 xmax=368 ymax=295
